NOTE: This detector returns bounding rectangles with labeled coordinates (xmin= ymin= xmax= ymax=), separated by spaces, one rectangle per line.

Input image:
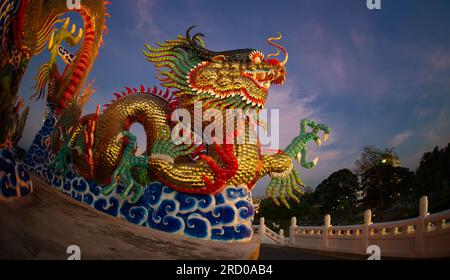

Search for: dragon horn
xmin=267 ymin=32 xmax=288 ymax=66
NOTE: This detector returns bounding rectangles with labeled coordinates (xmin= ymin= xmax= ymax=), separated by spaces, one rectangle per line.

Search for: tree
xmin=355 ymin=146 xmax=415 ymax=221
xmin=361 ymin=164 xmax=415 ymax=221
xmin=415 ymin=143 xmax=450 ymax=211
xmin=314 ymin=169 xmax=359 ymax=218
xmin=256 ymin=186 xmax=322 ymax=231
xmin=355 ymin=146 xmax=399 ymax=212
xmin=355 ymin=146 xmax=401 ymax=176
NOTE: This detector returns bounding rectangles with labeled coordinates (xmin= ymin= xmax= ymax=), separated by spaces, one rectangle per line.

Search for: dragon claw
xmin=102 ymin=131 xmax=148 ymax=203
xmin=315 ymin=138 xmax=322 ymax=148
xmin=101 ymin=182 xmax=117 ymax=196
xmin=312 ymin=157 xmax=319 ymax=166
xmin=115 ymin=132 xmax=123 ymax=143
xmin=199 ymin=141 xmax=238 ymax=194
xmin=284 ymin=119 xmax=330 ymax=169
xmin=270 ymin=118 xmax=330 ymax=208
xmin=296 ymin=152 xmax=302 ymax=163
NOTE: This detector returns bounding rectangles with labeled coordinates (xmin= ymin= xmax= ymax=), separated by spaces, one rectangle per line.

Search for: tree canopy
xmin=355 ymin=146 xmax=401 ymax=176
xmin=314 ymin=169 xmax=359 ymax=216
xmin=415 ymin=143 xmax=450 ymax=212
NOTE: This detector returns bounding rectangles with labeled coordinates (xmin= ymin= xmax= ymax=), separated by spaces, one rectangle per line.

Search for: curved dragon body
xmin=93 ymin=92 xmax=169 ymax=184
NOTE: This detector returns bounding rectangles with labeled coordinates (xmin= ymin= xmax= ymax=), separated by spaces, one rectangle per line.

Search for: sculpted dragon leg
xmin=49 ymin=138 xmax=72 ymax=176
xmin=198 ymin=142 xmax=238 ymax=193
xmin=147 ymin=132 xmax=238 ymax=195
xmin=262 ymin=119 xmax=331 ymax=208
xmin=102 ymin=131 xmax=148 ymax=203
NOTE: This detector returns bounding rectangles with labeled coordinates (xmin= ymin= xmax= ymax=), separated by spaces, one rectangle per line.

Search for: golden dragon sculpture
xmin=2 ymin=0 xmax=330 ymax=209
xmin=2 ymin=1 xmax=331 ymax=242
xmin=48 ymin=25 xmax=330 ymax=208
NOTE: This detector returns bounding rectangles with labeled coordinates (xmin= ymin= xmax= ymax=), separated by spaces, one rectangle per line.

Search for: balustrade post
xmin=415 ymin=196 xmax=429 ymax=257
xmin=363 ymin=209 xmax=372 ymax=253
xmin=259 ymin=217 xmax=266 ymax=243
xmin=290 ymin=217 xmax=297 ymax=245
xmin=323 ymin=214 xmax=331 ymax=250
xmin=279 ymin=229 xmax=285 ymax=245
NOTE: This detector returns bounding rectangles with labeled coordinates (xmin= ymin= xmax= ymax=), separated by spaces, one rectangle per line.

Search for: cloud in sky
xmin=390 ymin=131 xmax=413 ymax=147
xmin=265 ymin=80 xmax=320 ymax=148
xmin=132 ymin=0 xmax=162 ymax=38
xmin=424 ymin=105 xmax=450 ymax=146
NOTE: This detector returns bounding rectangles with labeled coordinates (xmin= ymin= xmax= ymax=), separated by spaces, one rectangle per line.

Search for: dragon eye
xmin=249 ymin=50 xmax=264 ymax=64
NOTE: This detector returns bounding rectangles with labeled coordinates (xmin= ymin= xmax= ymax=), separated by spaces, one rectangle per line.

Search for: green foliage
xmin=415 ymin=143 xmax=450 ymax=212
xmin=354 ymin=145 xmax=415 ymax=221
xmin=355 ymin=146 xmax=401 ymax=176
xmin=256 ymin=187 xmax=322 ymax=231
xmin=361 ymin=164 xmax=415 ymax=221
xmin=314 ymin=169 xmax=360 ymax=217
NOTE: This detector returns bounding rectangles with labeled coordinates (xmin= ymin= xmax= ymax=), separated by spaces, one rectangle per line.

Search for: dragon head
xmin=145 ymin=26 xmax=288 ymax=111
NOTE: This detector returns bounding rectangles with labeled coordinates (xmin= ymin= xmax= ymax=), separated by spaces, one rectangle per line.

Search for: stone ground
xmin=0 ymin=176 xmax=259 ymax=260
xmin=260 ymin=244 xmax=367 ymax=260
xmin=0 ymin=176 xmax=370 ymax=260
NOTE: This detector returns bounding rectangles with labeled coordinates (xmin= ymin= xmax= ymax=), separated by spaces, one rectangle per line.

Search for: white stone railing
xmin=257 ymin=196 xmax=450 ymax=258
xmin=254 ymin=217 xmax=286 ymax=246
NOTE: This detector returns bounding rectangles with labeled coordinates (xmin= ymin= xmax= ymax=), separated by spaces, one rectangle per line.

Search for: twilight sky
xmin=18 ymin=0 xmax=450 ymax=197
